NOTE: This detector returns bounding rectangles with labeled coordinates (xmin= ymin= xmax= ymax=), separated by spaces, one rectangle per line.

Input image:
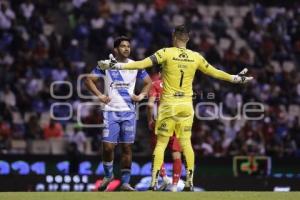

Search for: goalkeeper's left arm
xmin=198 ymin=55 xmax=253 ymax=84
xmin=122 ymin=57 xmax=154 ymax=69
xmin=200 ymin=63 xmax=233 ymax=82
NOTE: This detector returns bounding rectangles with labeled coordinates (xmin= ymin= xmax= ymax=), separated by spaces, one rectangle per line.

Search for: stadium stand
xmin=0 ymin=0 xmax=299 ymax=158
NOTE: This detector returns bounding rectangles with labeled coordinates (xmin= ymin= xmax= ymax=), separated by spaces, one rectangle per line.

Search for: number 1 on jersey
xmin=179 ymin=70 xmax=184 ymax=87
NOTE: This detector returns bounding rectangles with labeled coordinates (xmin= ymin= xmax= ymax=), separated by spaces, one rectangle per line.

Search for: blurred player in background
xmin=147 ymin=71 xmax=182 ymax=192
xmin=85 ymin=36 xmax=152 ymax=191
xmin=98 ymin=24 xmax=253 ymax=191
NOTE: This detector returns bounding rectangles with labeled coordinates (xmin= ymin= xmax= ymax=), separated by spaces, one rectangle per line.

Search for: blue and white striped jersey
xmin=91 ymin=59 xmax=148 ymax=111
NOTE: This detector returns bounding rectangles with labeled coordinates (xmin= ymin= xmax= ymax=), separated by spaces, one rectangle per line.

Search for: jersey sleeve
xmin=91 ymin=66 xmax=105 ymax=75
xmin=136 ymin=69 xmax=149 ymax=80
xmin=196 ymin=53 xmax=232 ymax=82
xmin=150 ymin=48 xmax=167 ymax=65
xmin=122 ymin=57 xmax=153 ymax=69
xmin=196 ymin=54 xmax=211 ymax=73
xmin=148 ymin=82 xmax=159 ymax=98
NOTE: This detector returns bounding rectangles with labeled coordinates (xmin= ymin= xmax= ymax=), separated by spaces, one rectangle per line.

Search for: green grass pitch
xmin=0 ymin=192 xmax=299 ymax=200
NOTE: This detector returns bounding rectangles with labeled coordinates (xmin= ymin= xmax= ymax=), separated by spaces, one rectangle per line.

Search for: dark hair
xmin=113 ymin=36 xmax=131 ymax=48
xmin=173 ymin=24 xmax=190 ymax=35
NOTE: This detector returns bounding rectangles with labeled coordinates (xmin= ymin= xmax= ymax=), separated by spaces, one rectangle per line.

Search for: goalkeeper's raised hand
xmin=231 ymin=68 xmax=253 ymax=84
xmin=97 ymin=54 xmax=123 ymax=70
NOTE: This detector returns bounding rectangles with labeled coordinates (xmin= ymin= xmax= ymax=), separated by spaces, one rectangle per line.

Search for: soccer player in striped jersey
xmin=85 ymin=36 xmax=152 ymax=191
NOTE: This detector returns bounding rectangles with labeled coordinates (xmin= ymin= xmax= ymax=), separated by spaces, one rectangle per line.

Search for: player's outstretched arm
xmin=98 ymin=54 xmax=154 ymax=70
xmin=198 ymin=55 xmax=253 ymax=84
xmin=204 ymin=66 xmax=253 ymax=84
xmin=122 ymin=57 xmax=153 ymax=70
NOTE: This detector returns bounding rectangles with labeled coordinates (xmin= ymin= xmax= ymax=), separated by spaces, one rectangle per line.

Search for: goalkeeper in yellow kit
xmin=98 ymin=25 xmax=253 ymax=191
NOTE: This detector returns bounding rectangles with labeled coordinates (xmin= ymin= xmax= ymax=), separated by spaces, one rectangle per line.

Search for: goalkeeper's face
xmin=115 ymin=41 xmax=131 ymax=59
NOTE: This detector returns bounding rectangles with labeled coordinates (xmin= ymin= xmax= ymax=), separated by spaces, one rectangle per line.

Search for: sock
xmin=172 ymin=158 xmax=182 ymax=185
xmin=179 ymin=137 xmax=194 ymax=186
xmin=121 ymin=169 xmax=131 ymax=184
xmin=160 ymin=163 xmax=167 ymax=178
xmin=103 ymin=161 xmax=113 ymax=178
xmin=151 ymin=135 xmax=169 ymax=187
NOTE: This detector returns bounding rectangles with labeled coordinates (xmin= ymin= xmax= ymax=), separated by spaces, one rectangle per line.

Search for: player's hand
xmin=97 ymin=54 xmax=123 ymax=70
xmin=148 ymin=119 xmax=155 ymax=130
xmin=231 ymin=68 xmax=253 ymax=84
xmin=98 ymin=94 xmax=111 ymax=104
xmin=97 ymin=59 xmax=110 ymax=70
xmin=131 ymin=94 xmax=145 ymax=102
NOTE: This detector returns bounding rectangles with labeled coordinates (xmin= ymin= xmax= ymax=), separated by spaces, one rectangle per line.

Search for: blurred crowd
xmin=0 ymin=0 xmax=299 ymax=157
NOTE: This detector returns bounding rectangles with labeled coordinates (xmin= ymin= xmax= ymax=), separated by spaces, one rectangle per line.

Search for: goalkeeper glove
xmin=97 ymin=54 xmax=124 ymax=70
xmin=231 ymin=68 xmax=253 ymax=83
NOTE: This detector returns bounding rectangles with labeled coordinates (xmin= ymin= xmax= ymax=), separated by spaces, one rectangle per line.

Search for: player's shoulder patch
xmin=163 ymin=47 xmax=174 ymax=53
xmin=155 ymin=80 xmax=163 ymax=88
xmin=195 ymin=52 xmax=209 ymax=68
xmin=156 ymin=51 xmax=163 ymax=58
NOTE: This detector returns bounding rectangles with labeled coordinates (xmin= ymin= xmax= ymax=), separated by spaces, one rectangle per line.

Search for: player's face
xmin=116 ymin=41 xmax=131 ymax=58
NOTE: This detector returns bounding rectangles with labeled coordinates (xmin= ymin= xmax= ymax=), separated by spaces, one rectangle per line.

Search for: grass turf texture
xmin=0 ymin=192 xmax=299 ymax=200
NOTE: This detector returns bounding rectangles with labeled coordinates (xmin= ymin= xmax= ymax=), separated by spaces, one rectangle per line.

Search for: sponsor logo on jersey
xmin=158 ymin=122 xmax=168 ymax=132
xmin=173 ymin=91 xmax=185 ymax=97
xmin=172 ymin=57 xmax=194 ymax=62
xmin=109 ymin=70 xmax=122 ymax=78
xmin=110 ymin=81 xmax=130 ymax=89
xmin=179 ymin=52 xmax=188 ymax=59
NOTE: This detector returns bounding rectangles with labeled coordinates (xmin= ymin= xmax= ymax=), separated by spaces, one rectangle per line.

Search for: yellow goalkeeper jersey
xmin=153 ymin=47 xmax=214 ymax=103
xmin=122 ymin=47 xmax=232 ymax=103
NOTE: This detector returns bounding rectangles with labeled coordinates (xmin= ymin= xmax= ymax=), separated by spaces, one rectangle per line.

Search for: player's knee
xmin=179 ymin=138 xmax=192 ymax=149
xmin=121 ymin=144 xmax=132 ymax=155
xmin=102 ymin=142 xmax=115 ymax=153
xmin=153 ymin=135 xmax=169 ymax=153
xmin=156 ymin=135 xmax=170 ymax=144
xmin=178 ymin=137 xmax=187 ymax=146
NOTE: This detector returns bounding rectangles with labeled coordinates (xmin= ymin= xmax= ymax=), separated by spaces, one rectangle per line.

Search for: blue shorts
xmin=102 ymin=111 xmax=136 ymax=144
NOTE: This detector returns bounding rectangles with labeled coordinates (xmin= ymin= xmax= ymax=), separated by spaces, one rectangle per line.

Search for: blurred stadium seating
xmin=0 ymin=0 xmax=299 ymax=160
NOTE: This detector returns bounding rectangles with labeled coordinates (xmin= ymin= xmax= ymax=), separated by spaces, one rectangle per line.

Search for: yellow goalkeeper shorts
xmin=155 ymin=101 xmax=194 ymax=139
